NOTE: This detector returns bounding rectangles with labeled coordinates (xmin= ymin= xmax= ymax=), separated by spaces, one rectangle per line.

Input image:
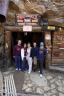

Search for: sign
xmin=24 ymin=18 xmax=31 ymax=23
xmin=16 ymin=14 xmax=39 ymax=26
xmin=32 ymin=19 xmax=38 ymax=23
xmin=23 ymin=25 xmax=32 ymax=32
xmin=47 ymin=26 xmax=55 ymax=30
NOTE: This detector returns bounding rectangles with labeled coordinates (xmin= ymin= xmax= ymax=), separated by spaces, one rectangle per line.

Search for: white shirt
xmin=27 ymin=47 xmax=31 ymax=59
xmin=21 ymin=48 xmax=24 ymax=61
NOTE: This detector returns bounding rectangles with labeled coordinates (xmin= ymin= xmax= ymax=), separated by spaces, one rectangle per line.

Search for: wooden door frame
xmin=4 ymin=25 xmax=51 ymax=68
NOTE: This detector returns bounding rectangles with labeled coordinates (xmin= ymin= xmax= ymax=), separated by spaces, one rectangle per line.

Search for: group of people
xmin=13 ymin=40 xmax=48 ymax=77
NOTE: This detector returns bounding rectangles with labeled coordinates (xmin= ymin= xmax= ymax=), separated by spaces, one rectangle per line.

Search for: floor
xmin=0 ymin=68 xmax=64 ymax=96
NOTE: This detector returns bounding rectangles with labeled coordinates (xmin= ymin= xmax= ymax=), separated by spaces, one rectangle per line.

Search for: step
xmin=17 ymin=93 xmax=43 ymax=96
xmin=49 ymin=65 xmax=64 ymax=72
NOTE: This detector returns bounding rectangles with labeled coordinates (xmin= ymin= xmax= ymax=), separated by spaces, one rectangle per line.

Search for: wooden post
xmin=0 ymin=24 xmax=4 ymax=69
xmin=45 ymin=31 xmax=51 ymax=68
xmin=4 ymin=30 xmax=12 ymax=68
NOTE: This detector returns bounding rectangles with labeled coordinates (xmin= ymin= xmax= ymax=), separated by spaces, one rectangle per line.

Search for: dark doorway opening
xmin=11 ymin=32 xmax=46 ymax=69
xmin=12 ymin=32 xmax=44 ymax=46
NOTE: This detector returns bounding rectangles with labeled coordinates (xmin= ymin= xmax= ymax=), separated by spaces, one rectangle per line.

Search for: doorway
xmin=12 ymin=32 xmax=44 ymax=46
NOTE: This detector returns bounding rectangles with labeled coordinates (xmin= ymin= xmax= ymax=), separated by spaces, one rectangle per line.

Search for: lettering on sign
xmin=23 ymin=26 xmax=32 ymax=32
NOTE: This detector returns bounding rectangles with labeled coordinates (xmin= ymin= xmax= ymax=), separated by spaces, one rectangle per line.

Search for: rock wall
xmin=51 ymin=29 xmax=64 ymax=65
xmin=0 ymin=24 xmax=5 ymax=69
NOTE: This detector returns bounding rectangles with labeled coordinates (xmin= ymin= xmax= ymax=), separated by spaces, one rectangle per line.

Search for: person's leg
xmin=40 ymin=60 xmax=43 ymax=75
xmin=22 ymin=58 xmax=26 ymax=71
xmin=32 ymin=58 xmax=34 ymax=71
xmin=19 ymin=56 xmax=22 ymax=70
xmin=27 ymin=58 xmax=29 ymax=72
xmin=15 ymin=56 xmax=19 ymax=70
xmin=24 ymin=57 xmax=28 ymax=70
xmin=34 ymin=57 xmax=37 ymax=71
xmin=28 ymin=58 xmax=32 ymax=74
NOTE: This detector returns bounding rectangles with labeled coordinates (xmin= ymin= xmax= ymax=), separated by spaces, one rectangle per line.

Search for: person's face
xmin=28 ymin=43 xmax=30 ymax=48
xmin=18 ymin=40 xmax=21 ymax=45
xmin=33 ymin=43 xmax=36 ymax=47
xmin=24 ymin=44 xmax=26 ymax=48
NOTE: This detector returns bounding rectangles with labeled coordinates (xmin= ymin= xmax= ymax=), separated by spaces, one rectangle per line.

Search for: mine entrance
xmin=11 ymin=32 xmax=46 ymax=68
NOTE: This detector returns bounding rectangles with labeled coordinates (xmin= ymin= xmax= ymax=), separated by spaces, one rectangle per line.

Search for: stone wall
xmin=0 ymin=24 xmax=11 ymax=70
xmin=51 ymin=29 xmax=64 ymax=65
xmin=0 ymin=24 xmax=5 ymax=69
xmin=45 ymin=31 xmax=52 ymax=68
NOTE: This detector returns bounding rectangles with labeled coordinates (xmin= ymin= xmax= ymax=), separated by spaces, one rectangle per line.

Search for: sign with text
xmin=16 ymin=14 xmax=39 ymax=26
xmin=23 ymin=25 xmax=32 ymax=32
xmin=47 ymin=26 xmax=55 ymax=30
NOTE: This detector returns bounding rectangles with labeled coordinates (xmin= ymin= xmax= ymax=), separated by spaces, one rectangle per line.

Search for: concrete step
xmin=17 ymin=93 xmax=43 ymax=96
xmin=49 ymin=65 xmax=64 ymax=72
xmin=51 ymin=64 xmax=64 ymax=66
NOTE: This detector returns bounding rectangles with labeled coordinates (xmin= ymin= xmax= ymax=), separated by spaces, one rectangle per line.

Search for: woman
xmin=21 ymin=43 xmax=28 ymax=71
xmin=26 ymin=43 xmax=32 ymax=74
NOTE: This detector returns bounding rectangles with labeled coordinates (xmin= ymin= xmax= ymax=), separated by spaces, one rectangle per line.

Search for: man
xmin=13 ymin=40 xmax=22 ymax=70
xmin=38 ymin=42 xmax=45 ymax=77
xmin=31 ymin=42 xmax=39 ymax=71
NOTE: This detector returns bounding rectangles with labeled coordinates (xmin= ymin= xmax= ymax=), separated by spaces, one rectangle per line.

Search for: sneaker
xmin=40 ymin=74 xmax=43 ymax=78
xmin=19 ymin=68 xmax=21 ymax=71
xmin=38 ymin=70 xmax=40 ymax=73
xmin=28 ymin=72 xmax=30 ymax=74
xmin=16 ymin=68 xmax=18 ymax=71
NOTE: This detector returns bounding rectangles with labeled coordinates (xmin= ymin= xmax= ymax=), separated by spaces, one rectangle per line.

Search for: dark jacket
xmin=30 ymin=47 xmax=39 ymax=58
xmin=38 ymin=48 xmax=47 ymax=61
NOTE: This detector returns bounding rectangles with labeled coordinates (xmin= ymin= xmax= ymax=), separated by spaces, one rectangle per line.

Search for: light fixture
xmin=59 ymin=27 xmax=62 ymax=31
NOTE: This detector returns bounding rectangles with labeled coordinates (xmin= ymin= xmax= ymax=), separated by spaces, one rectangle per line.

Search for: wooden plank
xmin=4 ymin=25 xmax=42 ymax=32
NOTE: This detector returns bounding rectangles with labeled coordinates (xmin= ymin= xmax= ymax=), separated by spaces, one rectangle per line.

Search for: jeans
xmin=39 ymin=59 xmax=44 ymax=74
xmin=32 ymin=57 xmax=37 ymax=71
xmin=27 ymin=57 xmax=32 ymax=74
xmin=22 ymin=57 xmax=28 ymax=71
xmin=15 ymin=55 xmax=22 ymax=69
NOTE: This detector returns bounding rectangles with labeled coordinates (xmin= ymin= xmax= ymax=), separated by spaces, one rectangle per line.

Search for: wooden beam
xmin=4 ymin=25 xmax=42 ymax=32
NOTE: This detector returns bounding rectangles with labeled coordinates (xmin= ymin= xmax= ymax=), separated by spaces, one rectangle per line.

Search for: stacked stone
xmin=0 ymin=25 xmax=5 ymax=69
